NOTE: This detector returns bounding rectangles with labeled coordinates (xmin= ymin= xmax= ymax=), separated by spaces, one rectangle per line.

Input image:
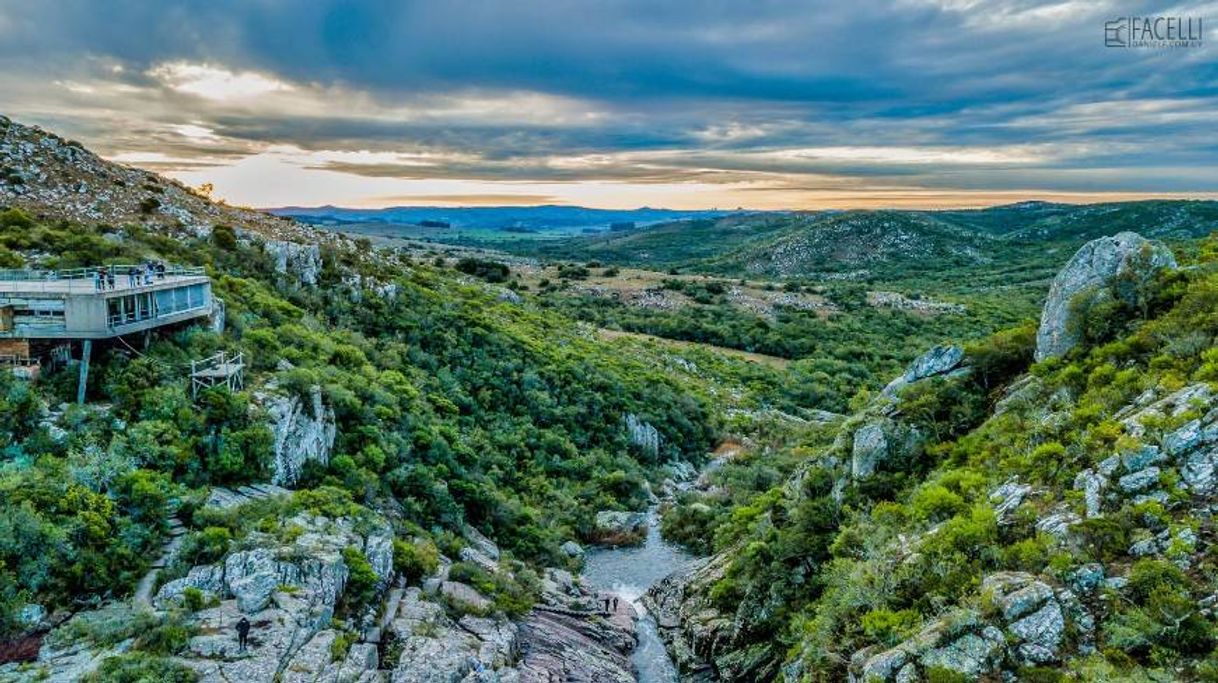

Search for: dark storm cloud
xmin=1 ymin=0 xmax=1216 ymax=198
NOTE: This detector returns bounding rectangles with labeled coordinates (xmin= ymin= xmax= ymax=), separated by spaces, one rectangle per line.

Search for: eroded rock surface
xmin=1035 ymin=232 xmax=1176 ymax=361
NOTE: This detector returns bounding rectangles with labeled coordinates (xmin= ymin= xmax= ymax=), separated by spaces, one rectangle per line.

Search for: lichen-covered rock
xmin=1035 ymin=232 xmax=1176 ymax=361
xmin=154 ymin=513 xmax=391 ymax=617
xmin=882 ymin=344 xmax=966 ymax=397
xmin=208 ymin=296 xmax=226 ymax=333
xmin=259 ymin=385 xmax=337 ymax=487
xmin=266 ymin=239 xmax=322 ymax=286
xmin=592 ymin=510 xmax=649 ymax=545
xmin=851 ymin=574 xmax=1093 ymax=681
xmin=440 ymin=580 xmax=493 ymax=613
xmin=989 ymin=479 xmax=1031 ymax=522
xmin=624 ymin=413 xmax=661 ymax=459
xmin=850 ymin=419 xmax=923 ymax=480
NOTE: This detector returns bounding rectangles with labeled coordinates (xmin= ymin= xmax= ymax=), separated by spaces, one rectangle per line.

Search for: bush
xmin=860 ymin=608 xmax=919 ymax=647
xmin=393 ymin=538 xmax=439 ymax=585
xmin=133 ymin=617 xmax=195 ymax=655
xmin=454 ymin=257 xmax=509 ymax=283
xmin=212 ymin=224 xmax=238 ymax=250
xmin=339 ymin=547 xmax=379 ymax=615
xmin=83 ymin=652 xmax=198 ymax=682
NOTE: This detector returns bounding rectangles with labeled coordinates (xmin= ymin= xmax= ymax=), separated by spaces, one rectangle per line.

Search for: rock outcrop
xmin=266 ymin=239 xmax=323 ymax=286
xmin=644 ymin=552 xmax=739 ymax=680
xmin=1073 ymin=383 xmax=1218 ymax=522
xmin=881 ymin=345 xmax=966 ymax=397
xmin=1035 ymin=232 xmax=1176 ymax=361
xmin=850 ymin=419 xmax=924 ymax=480
xmin=259 ymin=385 xmax=337 ymax=487
xmin=625 ymin=413 xmax=661 ymax=459
xmin=850 ymin=573 xmax=1093 ymax=682
xmin=155 ymin=513 xmax=392 ymax=618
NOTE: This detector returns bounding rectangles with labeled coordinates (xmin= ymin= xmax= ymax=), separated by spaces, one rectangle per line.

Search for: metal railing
xmin=0 ymin=265 xmax=206 ymax=294
xmin=0 ymin=354 xmax=39 ymax=367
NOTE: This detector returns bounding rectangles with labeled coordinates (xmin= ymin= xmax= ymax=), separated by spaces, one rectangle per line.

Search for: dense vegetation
xmin=659 ymin=229 xmax=1218 ymax=680
xmin=5 ymin=190 xmax=1218 ymax=682
xmin=0 ymin=207 xmax=719 ymax=638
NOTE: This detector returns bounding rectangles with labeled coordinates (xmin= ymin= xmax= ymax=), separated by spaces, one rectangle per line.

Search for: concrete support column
xmin=76 ymin=339 xmax=91 ymax=404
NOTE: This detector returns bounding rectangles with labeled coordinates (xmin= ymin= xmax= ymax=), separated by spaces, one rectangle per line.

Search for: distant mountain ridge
xmin=270 ymin=204 xmax=737 ymax=232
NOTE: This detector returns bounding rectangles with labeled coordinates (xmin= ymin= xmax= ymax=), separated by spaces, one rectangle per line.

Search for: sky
xmin=1 ymin=0 xmax=1216 ymax=210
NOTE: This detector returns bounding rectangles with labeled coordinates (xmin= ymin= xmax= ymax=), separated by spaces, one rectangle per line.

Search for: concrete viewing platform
xmin=0 ymin=264 xmax=217 ymax=403
xmin=0 ymin=265 xmax=213 ymax=340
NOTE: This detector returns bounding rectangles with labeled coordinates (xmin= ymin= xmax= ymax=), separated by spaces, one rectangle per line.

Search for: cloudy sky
xmin=1 ymin=1 xmax=1215 ymax=209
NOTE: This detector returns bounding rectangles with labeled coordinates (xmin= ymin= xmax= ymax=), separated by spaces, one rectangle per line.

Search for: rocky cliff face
xmin=259 ymin=385 xmax=337 ymax=487
xmin=625 ymin=413 xmax=661 ymax=459
xmin=1034 ymin=231 xmax=1176 ymax=361
xmin=646 ymin=344 xmax=971 ymax=680
xmin=266 ymin=239 xmax=323 ymax=287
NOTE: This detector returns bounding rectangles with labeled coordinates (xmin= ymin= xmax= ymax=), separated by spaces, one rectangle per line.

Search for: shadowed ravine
xmin=583 ymin=510 xmax=695 ymax=682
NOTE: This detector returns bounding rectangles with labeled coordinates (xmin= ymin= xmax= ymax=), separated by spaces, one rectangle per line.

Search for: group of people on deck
xmin=92 ymin=261 xmax=166 ymax=290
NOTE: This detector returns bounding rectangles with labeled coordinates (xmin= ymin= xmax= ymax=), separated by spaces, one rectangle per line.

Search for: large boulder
xmin=591 ymin=510 xmax=649 ymax=545
xmin=1035 ymin=232 xmax=1176 ymax=361
xmin=850 ymin=418 xmax=924 ymax=480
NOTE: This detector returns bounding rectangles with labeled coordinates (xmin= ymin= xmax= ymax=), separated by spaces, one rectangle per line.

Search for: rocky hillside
xmin=707 ymin=211 xmax=997 ymax=279
xmin=510 ymin=201 xmax=1217 ymax=287
xmin=0 ymin=115 xmax=316 ymax=243
xmin=652 ymin=229 xmax=1218 ymax=680
xmin=0 ymin=118 xmax=746 ymax=682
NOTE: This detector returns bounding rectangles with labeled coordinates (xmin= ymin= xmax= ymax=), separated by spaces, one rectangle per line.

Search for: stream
xmin=582 ymin=508 xmax=695 ymax=683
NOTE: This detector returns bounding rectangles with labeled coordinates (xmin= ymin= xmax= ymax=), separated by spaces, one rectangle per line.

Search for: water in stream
xmin=582 ymin=510 xmax=695 ymax=683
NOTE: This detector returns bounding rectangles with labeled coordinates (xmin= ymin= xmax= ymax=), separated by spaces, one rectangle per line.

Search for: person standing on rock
xmin=612 ymin=596 xmax=619 ymax=612
xmin=236 ymin=616 xmax=250 ymax=652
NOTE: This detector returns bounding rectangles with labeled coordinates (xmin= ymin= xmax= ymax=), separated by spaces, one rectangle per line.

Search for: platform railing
xmin=0 ymin=265 xmax=206 ymax=293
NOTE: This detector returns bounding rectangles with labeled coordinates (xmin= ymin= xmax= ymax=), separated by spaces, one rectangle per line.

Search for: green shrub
xmin=83 ymin=652 xmax=198 ymax=682
xmin=133 ymin=617 xmax=195 ymax=655
xmin=392 ymin=538 xmax=439 ymax=585
xmin=860 ymin=608 xmax=919 ymax=647
xmin=339 ymin=547 xmax=379 ymax=615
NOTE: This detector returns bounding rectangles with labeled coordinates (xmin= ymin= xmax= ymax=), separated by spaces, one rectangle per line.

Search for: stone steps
xmin=205 ymin=483 xmax=292 ymax=510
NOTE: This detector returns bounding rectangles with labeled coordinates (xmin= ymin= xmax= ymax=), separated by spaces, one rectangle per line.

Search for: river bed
xmin=582 ymin=509 xmax=694 ymax=683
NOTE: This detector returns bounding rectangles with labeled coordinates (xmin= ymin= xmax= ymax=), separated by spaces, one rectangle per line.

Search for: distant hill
xmin=270 ymin=204 xmax=735 ymax=235
xmin=519 ymin=212 xmax=809 ymax=266
xmin=934 ymin=200 xmax=1218 ymax=240
xmin=511 ymin=200 xmax=1218 ymax=284
xmin=708 ymin=210 xmax=998 ymax=278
